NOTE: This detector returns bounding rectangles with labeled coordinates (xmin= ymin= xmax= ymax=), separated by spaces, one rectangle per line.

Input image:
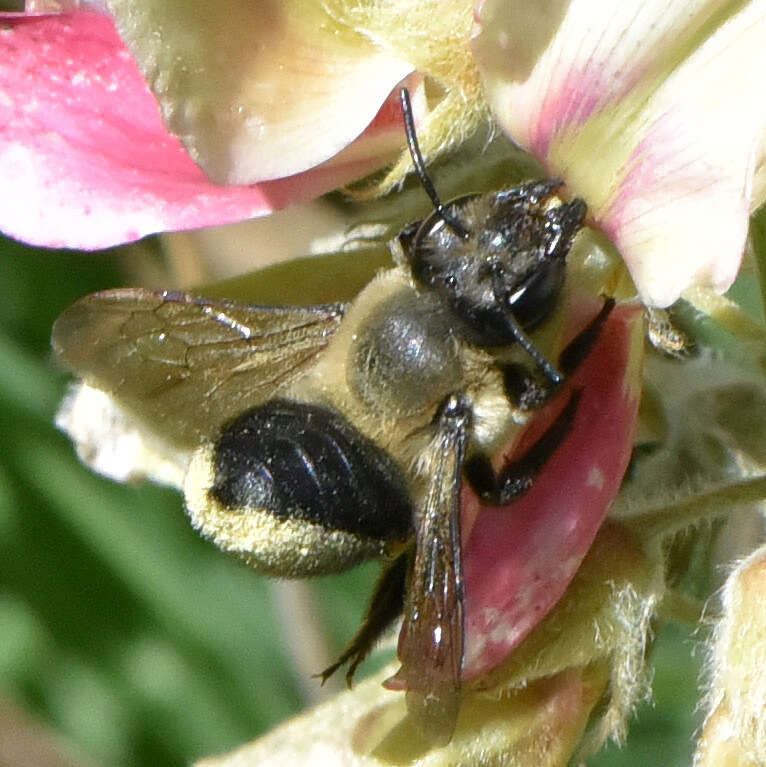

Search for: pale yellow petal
xmin=104 ymin=0 xmax=413 ymax=183
xmin=475 ymin=0 xmax=766 ymax=306
xmin=196 ymin=664 xmax=606 ymax=767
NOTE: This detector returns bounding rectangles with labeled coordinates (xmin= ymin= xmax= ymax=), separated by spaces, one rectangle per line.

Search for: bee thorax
xmin=347 ymin=288 xmax=463 ymax=418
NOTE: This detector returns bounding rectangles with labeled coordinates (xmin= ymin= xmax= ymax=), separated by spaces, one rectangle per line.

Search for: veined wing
xmin=52 ymin=289 xmax=345 ymax=449
xmin=398 ymin=394 xmax=469 ymax=746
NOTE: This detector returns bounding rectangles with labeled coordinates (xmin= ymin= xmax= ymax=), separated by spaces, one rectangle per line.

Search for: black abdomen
xmin=211 ymin=400 xmax=413 ymax=542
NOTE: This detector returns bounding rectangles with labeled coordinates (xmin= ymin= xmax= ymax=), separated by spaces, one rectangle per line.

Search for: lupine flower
xmin=3 ymin=1 xmax=766 ymax=765
xmin=3 ymin=1 xmax=765 ymax=305
xmin=1 ymin=2 xmax=416 ymax=248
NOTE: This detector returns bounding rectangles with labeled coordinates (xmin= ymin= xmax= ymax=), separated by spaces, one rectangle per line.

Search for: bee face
xmin=407 ymin=181 xmax=587 ymax=347
xmin=52 ymin=88 xmax=613 ymax=747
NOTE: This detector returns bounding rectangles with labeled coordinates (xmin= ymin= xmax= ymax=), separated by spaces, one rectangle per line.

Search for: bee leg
xmin=501 ymin=363 xmax=552 ymax=411
xmin=478 ymin=298 xmax=614 ymax=504
xmin=465 ymin=390 xmax=581 ymax=505
xmin=318 ymin=550 xmax=409 ymax=687
xmin=557 ymin=297 xmax=616 ymax=376
xmin=501 ymin=297 xmax=615 ymax=411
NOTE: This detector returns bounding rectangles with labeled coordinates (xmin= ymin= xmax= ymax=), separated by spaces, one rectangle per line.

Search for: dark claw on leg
xmin=465 ymin=390 xmax=582 ymax=506
xmin=558 ymin=297 xmax=615 ymax=376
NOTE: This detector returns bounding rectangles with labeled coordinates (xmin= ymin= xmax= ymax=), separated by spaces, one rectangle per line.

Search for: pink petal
xmin=0 ymin=12 xmax=403 ymax=249
xmin=461 ymin=303 xmax=644 ymax=679
xmin=474 ymin=1 xmax=766 ymax=307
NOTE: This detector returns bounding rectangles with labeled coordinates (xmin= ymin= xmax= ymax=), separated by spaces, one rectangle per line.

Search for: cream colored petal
xmin=104 ymin=0 xmax=413 ymax=184
xmin=475 ymin=0 xmax=766 ymax=306
xmin=2 ymin=11 xmax=379 ymax=249
xmin=695 ymin=700 xmax=760 ymax=767
xmin=196 ymin=663 xmax=605 ymax=767
xmin=56 ymin=383 xmax=189 ymax=489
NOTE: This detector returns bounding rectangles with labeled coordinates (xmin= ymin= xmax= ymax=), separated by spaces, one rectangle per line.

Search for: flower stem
xmin=624 ymin=475 xmax=766 ymax=542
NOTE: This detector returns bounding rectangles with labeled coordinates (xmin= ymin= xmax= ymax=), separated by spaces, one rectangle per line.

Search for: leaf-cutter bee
xmin=52 ymin=89 xmax=614 ymax=745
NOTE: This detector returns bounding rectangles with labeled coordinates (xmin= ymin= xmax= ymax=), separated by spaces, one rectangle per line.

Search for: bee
xmin=52 ymin=89 xmax=613 ymax=745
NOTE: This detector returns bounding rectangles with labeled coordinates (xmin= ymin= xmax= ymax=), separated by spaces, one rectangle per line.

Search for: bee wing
xmin=398 ymin=396 xmax=469 ymax=746
xmin=52 ymin=288 xmax=345 ymax=450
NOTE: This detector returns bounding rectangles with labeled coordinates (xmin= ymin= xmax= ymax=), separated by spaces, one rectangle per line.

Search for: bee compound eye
xmin=504 ymin=257 xmax=566 ymax=330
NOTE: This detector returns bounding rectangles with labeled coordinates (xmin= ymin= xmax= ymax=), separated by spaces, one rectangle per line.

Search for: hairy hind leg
xmin=467 ymin=297 xmax=615 ymax=505
xmin=318 ymin=550 xmax=409 ymax=687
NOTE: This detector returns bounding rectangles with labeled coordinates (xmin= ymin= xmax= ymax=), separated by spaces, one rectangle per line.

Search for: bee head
xmin=398 ymin=87 xmax=586 ymax=353
xmin=406 ymin=181 xmax=586 ymax=348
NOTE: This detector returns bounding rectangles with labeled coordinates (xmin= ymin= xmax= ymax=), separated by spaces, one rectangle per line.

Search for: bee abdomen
xmin=211 ymin=399 xmax=412 ymax=540
xmin=183 ymin=400 xmax=413 ymax=576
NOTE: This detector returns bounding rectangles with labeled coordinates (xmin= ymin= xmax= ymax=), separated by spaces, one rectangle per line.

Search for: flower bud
xmin=696 ymin=544 xmax=766 ymax=766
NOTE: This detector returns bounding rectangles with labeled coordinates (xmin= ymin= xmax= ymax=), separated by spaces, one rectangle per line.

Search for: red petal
xmin=461 ymin=304 xmax=644 ymax=679
xmin=0 ymin=12 xmax=387 ymax=249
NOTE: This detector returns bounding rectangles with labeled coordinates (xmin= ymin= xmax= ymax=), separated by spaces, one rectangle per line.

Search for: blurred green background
xmin=0 ymin=233 xmax=704 ymax=766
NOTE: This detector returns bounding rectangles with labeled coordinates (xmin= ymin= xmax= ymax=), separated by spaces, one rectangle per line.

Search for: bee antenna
xmin=399 ymin=88 xmax=469 ymax=240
